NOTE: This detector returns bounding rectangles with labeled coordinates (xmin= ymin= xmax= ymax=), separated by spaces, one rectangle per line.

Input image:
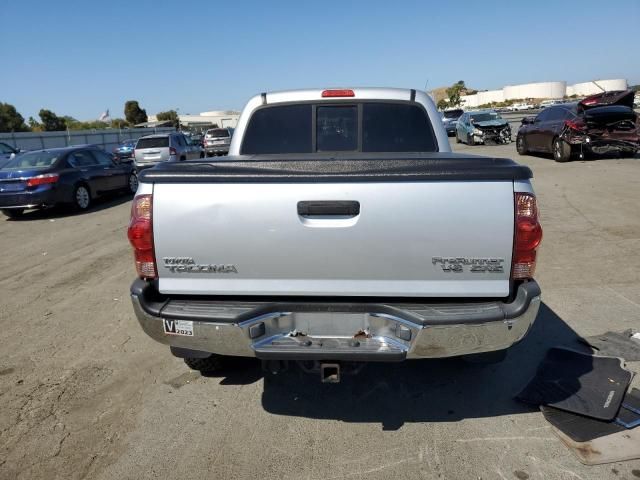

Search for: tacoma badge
xmin=163 ymin=257 xmax=238 ymax=273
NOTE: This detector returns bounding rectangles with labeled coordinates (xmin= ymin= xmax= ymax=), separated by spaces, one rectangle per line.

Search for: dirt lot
xmin=1 ymin=144 xmax=639 ymax=480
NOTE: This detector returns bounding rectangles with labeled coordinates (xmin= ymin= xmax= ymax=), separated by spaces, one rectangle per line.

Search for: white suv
xmin=133 ymin=133 xmax=200 ymax=169
xmin=203 ymin=128 xmax=233 ymax=157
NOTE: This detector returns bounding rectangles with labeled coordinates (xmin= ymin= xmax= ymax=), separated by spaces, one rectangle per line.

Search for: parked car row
xmin=0 ymin=145 xmax=138 ymax=218
xmin=0 ymin=128 xmax=231 ymax=218
xmin=440 ymin=89 xmax=639 ymax=159
xmin=516 ymin=90 xmax=639 ymax=162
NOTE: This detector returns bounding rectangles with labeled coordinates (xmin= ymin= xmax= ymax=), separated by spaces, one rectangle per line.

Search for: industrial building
xmin=456 ymin=79 xmax=628 ymax=108
xmin=145 ymin=110 xmax=241 ymax=129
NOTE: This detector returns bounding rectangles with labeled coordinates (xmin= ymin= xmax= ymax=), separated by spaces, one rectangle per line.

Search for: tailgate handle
xmin=297 ymin=201 xmax=360 ymax=217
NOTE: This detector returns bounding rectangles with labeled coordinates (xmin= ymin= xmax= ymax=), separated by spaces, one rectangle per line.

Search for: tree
xmin=445 ymin=80 xmax=466 ymax=108
xmin=436 ymin=99 xmax=449 ymax=110
xmin=111 ymin=118 xmax=129 ymax=129
xmin=124 ymin=100 xmax=148 ymax=125
xmin=0 ymin=102 xmax=29 ymax=132
xmin=38 ymin=109 xmax=67 ymax=131
xmin=28 ymin=116 xmax=42 ymax=131
xmin=156 ymin=109 xmax=180 ymax=128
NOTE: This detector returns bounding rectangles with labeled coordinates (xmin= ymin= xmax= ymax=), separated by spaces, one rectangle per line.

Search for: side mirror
xmin=521 ymin=116 xmax=535 ymax=125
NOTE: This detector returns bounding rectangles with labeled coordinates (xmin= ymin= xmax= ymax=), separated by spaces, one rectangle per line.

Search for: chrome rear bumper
xmin=131 ymin=280 xmax=540 ymax=361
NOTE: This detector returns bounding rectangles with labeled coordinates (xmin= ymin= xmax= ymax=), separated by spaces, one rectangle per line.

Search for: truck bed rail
xmin=138 ymin=153 xmax=533 ymax=183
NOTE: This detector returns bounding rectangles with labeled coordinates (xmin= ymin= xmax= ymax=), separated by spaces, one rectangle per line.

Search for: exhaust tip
xmin=320 ymin=363 xmax=340 ymax=383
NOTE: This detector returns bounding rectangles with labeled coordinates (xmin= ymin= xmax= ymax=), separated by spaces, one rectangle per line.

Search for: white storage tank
xmin=567 ymin=79 xmax=628 ymax=97
xmin=503 ymin=81 xmax=566 ymax=100
xmin=476 ymin=89 xmax=504 ymax=105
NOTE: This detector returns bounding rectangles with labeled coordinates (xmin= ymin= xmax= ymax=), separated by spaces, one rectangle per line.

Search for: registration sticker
xmin=163 ymin=319 xmax=194 ymax=336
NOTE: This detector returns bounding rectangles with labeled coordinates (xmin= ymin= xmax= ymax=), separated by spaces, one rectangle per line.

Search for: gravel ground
xmin=1 ymin=143 xmax=639 ymax=480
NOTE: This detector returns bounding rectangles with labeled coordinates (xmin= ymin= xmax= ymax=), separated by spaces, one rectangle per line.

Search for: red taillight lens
xmin=321 ymin=89 xmax=355 ymax=98
xmin=169 ymin=147 xmax=177 ymax=155
xmin=127 ymin=194 xmax=157 ymax=279
xmin=512 ymin=193 xmax=543 ymax=280
xmin=565 ymin=119 xmax=586 ymax=132
xmin=25 ymin=173 xmax=59 ymax=188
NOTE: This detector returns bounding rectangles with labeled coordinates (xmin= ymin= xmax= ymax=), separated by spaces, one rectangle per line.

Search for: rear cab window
xmin=241 ymin=102 xmax=437 ymax=154
xmin=362 ymin=103 xmax=436 ymax=152
xmin=206 ymin=129 xmax=231 ymax=138
xmin=136 ymin=137 xmax=169 ymax=149
xmin=242 ymin=104 xmax=312 ymax=154
xmin=317 ymin=106 xmax=358 ymax=151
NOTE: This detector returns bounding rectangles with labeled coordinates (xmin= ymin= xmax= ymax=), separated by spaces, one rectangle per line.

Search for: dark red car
xmin=516 ymin=90 xmax=639 ymax=162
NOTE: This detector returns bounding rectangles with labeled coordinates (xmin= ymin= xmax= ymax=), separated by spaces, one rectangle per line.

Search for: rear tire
xmin=128 ymin=173 xmax=138 ymax=194
xmin=462 ymin=349 xmax=508 ymax=364
xmin=2 ymin=209 xmax=24 ymax=219
xmin=184 ymin=355 xmax=224 ymax=374
xmin=516 ymin=134 xmax=528 ymax=155
xmin=553 ymin=137 xmax=572 ymax=162
xmin=73 ymin=184 xmax=91 ymax=211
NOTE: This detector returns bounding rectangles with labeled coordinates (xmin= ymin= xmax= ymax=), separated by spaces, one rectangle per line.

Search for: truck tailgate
xmin=153 ymin=181 xmax=514 ymax=297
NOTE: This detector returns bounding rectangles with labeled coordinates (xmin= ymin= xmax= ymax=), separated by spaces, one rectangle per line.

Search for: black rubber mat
xmin=516 ymin=347 xmax=633 ymax=420
xmin=541 ymin=406 xmax=624 ymax=442
xmin=616 ymin=388 xmax=640 ymax=428
xmin=580 ymin=329 xmax=640 ymax=361
xmin=540 ymin=389 xmax=640 ymax=442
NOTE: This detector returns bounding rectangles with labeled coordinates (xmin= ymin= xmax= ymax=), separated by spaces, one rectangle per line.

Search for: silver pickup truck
xmin=128 ymin=88 xmax=542 ymax=381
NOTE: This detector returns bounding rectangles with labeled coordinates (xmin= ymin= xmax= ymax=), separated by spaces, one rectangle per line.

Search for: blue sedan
xmin=112 ymin=139 xmax=136 ymax=162
xmin=0 ymin=145 xmax=138 ymax=219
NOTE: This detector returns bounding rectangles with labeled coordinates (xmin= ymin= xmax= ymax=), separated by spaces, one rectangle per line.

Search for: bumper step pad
xmin=253 ymin=335 xmax=406 ymax=362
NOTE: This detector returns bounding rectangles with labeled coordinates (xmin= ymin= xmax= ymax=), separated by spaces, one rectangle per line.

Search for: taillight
xmin=127 ymin=194 xmax=157 ymax=279
xmin=132 ymin=149 xmax=136 ymax=159
xmin=25 ymin=173 xmax=59 ymax=187
xmin=565 ymin=119 xmax=586 ymax=132
xmin=321 ymin=89 xmax=355 ymax=98
xmin=512 ymin=193 xmax=543 ymax=280
xmin=169 ymin=147 xmax=177 ymax=156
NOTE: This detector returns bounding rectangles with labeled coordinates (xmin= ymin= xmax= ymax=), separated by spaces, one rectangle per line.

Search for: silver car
xmin=133 ymin=133 xmax=200 ymax=170
xmin=203 ymin=128 xmax=233 ymax=156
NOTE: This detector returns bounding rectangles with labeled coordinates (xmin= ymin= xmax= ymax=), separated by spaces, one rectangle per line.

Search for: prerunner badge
xmin=163 ymin=319 xmax=194 ymax=336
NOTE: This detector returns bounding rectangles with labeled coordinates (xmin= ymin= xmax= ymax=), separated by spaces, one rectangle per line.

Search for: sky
xmin=1 ymin=0 xmax=639 ymax=121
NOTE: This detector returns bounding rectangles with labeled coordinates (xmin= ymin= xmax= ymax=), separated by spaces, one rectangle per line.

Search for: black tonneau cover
xmin=139 ymin=152 xmax=532 ymax=183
